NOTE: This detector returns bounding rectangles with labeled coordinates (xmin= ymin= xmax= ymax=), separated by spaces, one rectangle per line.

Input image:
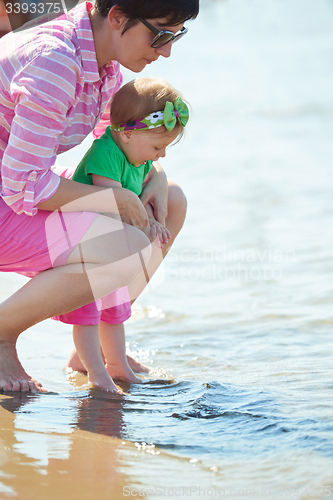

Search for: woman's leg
xmin=0 ymin=215 xmax=150 ymax=392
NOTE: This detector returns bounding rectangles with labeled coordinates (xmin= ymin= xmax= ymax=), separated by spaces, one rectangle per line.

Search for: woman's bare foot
xmin=106 ymin=361 xmax=142 ymax=383
xmin=0 ymin=340 xmax=45 ymax=392
xmin=127 ymin=355 xmax=151 ymax=374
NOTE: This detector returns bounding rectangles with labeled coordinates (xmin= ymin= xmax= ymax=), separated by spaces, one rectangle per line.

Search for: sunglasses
xmin=139 ymin=19 xmax=188 ymax=49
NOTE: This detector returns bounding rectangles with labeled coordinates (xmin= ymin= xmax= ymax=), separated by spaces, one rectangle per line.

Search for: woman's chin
xmin=123 ymin=60 xmax=149 ymax=73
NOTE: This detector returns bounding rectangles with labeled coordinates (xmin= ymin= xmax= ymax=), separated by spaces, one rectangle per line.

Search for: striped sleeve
xmin=1 ymin=48 xmax=82 ymax=216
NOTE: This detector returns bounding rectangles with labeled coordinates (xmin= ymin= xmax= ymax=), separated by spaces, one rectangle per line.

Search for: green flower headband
xmin=110 ymin=97 xmax=189 ymax=133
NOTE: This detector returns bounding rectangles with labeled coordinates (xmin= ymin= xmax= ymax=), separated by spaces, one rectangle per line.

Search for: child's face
xmin=122 ymin=128 xmax=179 ymax=167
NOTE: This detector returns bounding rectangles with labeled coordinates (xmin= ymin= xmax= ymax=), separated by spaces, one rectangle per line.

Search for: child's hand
xmin=142 ymin=203 xmax=170 ymax=248
xmin=148 ymin=217 xmax=171 ymax=248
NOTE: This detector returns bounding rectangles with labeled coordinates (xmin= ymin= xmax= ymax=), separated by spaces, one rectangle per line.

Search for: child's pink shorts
xmin=0 ymin=169 xmax=131 ymax=325
xmin=52 ymin=287 xmax=131 ymax=325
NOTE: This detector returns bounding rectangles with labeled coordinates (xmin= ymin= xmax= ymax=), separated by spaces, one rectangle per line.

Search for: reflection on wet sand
xmin=0 ymin=393 xmax=127 ymax=499
xmin=0 ymin=390 xmax=218 ymax=500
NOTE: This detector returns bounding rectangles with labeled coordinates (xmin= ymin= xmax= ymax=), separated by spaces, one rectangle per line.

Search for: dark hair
xmin=94 ymin=0 xmax=199 ymax=30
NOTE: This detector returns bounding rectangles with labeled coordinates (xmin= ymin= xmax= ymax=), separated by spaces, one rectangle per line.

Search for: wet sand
xmin=0 ymin=395 xmax=127 ymax=500
xmin=0 ymin=390 xmax=221 ymax=499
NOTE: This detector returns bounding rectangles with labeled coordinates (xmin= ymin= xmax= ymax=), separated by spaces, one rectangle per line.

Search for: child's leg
xmin=67 ymin=348 xmax=89 ymax=374
xmin=73 ymin=324 xmax=122 ymax=393
xmin=99 ymin=322 xmax=142 ymax=384
xmin=67 ymin=288 xmax=151 ymax=375
xmin=100 ymin=289 xmax=150 ymax=377
xmin=66 ymin=347 xmax=150 ymax=375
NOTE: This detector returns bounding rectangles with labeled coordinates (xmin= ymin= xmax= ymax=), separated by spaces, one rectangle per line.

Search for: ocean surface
xmin=1 ymin=0 xmax=333 ymax=498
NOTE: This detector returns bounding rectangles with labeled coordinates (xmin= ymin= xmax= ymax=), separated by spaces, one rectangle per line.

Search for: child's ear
xmin=120 ymin=130 xmax=132 ymax=143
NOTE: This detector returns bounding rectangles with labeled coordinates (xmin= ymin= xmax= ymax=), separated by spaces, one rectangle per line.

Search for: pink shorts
xmin=52 ymin=287 xmax=131 ymax=325
xmin=0 ymin=168 xmax=131 ymax=325
xmin=0 ymin=196 xmax=98 ymax=274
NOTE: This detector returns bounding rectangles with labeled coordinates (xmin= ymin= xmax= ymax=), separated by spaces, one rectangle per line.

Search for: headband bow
xmin=163 ymin=98 xmax=189 ymax=131
xmin=110 ymin=97 xmax=189 ymax=133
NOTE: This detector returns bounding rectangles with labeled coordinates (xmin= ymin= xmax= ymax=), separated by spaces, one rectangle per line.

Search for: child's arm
xmin=91 ymin=174 xmax=122 ymax=189
xmin=142 ymin=173 xmax=171 ymax=247
xmin=139 ymin=162 xmax=168 ymax=226
xmin=145 ymin=204 xmax=170 ymax=247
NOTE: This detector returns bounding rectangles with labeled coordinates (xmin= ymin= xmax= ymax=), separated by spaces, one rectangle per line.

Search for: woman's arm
xmin=38 ymin=176 xmax=148 ymax=229
xmin=139 ymin=162 xmax=168 ymax=226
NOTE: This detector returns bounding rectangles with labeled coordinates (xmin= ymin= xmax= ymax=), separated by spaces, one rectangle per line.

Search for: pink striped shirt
xmin=0 ymin=2 xmax=121 ymax=216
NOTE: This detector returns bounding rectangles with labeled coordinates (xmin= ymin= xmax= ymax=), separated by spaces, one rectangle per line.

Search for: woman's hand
xmin=113 ymin=187 xmax=148 ymax=229
xmin=140 ymin=162 xmax=168 ymax=226
xmin=90 ymin=174 xmax=149 ymax=229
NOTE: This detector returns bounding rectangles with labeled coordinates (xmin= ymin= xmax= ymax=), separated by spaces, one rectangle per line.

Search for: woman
xmin=0 ymin=0 xmax=199 ymax=392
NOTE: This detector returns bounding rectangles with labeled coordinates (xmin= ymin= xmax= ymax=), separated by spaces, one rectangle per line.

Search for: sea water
xmin=1 ymin=0 xmax=333 ymax=498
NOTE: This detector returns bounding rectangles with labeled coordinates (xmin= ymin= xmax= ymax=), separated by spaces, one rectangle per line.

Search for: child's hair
xmin=110 ymin=77 xmax=187 ymax=139
xmin=94 ymin=0 xmax=199 ymax=31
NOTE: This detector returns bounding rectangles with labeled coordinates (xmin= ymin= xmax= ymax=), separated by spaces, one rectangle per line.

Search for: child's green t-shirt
xmin=72 ymin=126 xmax=152 ymax=196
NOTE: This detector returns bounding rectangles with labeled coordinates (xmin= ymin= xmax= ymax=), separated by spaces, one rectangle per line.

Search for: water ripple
xmin=1 ymin=378 xmax=333 ymax=463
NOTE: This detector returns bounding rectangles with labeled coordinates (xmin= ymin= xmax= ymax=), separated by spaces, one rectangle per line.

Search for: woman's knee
xmin=167 ymin=181 xmax=187 ymax=233
xmin=168 ymin=181 xmax=187 ymax=217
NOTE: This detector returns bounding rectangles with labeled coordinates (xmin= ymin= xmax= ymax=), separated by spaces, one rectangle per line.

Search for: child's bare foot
xmin=67 ymin=350 xmax=151 ymax=375
xmin=0 ymin=340 xmax=45 ymax=392
xmin=106 ymin=361 xmax=142 ymax=384
xmin=67 ymin=348 xmax=87 ymax=374
xmin=127 ymin=355 xmax=151 ymax=374
xmin=88 ymin=370 xmax=123 ymax=394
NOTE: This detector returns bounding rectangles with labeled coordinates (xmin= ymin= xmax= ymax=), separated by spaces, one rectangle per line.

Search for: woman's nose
xmin=155 ymin=43 xmax=172 ymax=58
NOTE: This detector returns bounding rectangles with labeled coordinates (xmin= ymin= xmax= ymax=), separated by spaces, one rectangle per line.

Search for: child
xmin=58 ymin=77 xmax=189 ymax=392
